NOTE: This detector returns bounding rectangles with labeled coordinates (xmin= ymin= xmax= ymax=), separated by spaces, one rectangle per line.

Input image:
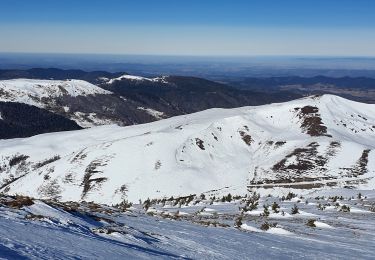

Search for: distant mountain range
xmin=225 ymin=76 xmax=375 ymax=104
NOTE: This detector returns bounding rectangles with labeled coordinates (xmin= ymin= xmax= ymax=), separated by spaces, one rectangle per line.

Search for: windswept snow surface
xmin=0 ymin=191 xmax=374 ymax=259
xmin=0 ymin=95 xmax=374 ymax=204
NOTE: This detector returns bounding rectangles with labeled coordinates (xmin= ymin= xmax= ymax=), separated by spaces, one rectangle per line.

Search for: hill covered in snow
xmin=0 ymin=95 xmax=374 ymax=204
xmin=0 ymin=78 xmax=166 ymax=129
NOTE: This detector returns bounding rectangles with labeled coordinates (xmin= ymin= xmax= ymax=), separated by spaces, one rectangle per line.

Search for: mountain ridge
xmin=0 ymin=94 xmax=373 ymax=204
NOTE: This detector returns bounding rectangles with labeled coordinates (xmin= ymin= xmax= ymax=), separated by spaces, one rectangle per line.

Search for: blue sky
xmin=0 ymin=0 xmax=374 ymax=56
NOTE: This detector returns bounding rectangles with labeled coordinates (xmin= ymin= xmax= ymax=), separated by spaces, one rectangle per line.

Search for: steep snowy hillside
xmin=0 ymin=95 xmax=374 ymax=204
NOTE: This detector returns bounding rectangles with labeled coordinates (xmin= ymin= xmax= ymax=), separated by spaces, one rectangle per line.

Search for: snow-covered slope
xmin=0 ymin=79 xmax=111 ymax=106
xmin=0 ymin=95 xmax=374 ymax=204
xmin=0 ymin=79 xmax=117 ymax=127
xmin=1 ymin=191 xmax=374 ymax=259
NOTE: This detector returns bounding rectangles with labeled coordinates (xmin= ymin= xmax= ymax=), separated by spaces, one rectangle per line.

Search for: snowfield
xmin=0 ymin=190 xmax=374 ymax=259
xmin=0 ymin=94 xmax=374 ymax=205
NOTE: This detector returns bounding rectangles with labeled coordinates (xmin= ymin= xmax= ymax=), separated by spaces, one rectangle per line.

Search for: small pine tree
xmin=143 ymin=198 xmax=151 ymax=211
xmin=340 ymin=205 xmax=350 ymax=212
xmin=117 ymin=200 xmax=132 ymax=211
xmin=242 ymin=192 xmax=260 ymax=212
xmin=234 ymin=215 xmax=243 ymax=228
xmin=271 ymin=202 xmax=280 ymax=213
xmin=306 ymin=219 xmax=316 ymax=227
xmin=291 ymin=204 xmax=299 ymax=214
xmin=249 ymin=200 xmax=259 ymax=211
xmin=286 ymin=192 xmax=297 ymax=201
xmin=260 ymin=222 xmax=270 ymax=231
xmin=263 ymin=205 xmax=270 ymax=217
xmin=260 ymin=221 xmax=277 ymax=231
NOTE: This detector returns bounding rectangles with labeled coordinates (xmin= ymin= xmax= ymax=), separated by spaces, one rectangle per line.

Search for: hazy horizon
xmin=1 ymin=0 xmax=375 ymax=56
xmin=2 ymin=52 xmax=375 ymax=79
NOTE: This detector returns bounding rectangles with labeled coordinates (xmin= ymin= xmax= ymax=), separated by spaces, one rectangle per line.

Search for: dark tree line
xmin=0 ymin=102 xmax=81 ymax=139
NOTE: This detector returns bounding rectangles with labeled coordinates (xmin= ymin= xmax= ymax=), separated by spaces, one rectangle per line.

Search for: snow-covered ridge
xmin=0 ymin=79 xmax=114 ymax=127
xmin=0 ymin=78 xmax=111 ymax=106
xmin=0 ymin=95 xmax=374 ymax=204
xmin=0 ymin=79 xmax=111 ymax=98
xmin=0 ymin=79 xmax=111 ymax=107
xmin=105 ymin=74 xmax=169 ymax=84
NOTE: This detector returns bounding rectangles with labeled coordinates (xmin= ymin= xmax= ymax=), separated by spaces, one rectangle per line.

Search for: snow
xmin=267 ymin=227 xmax=293 ymax=235
xmin=245 ymin=210 xmax=264 ymax=216
xmin=0 ymin=78 xmax=120 ymax=128
xmin=24 ymin=200 xmax=73 ymax=225
xmin=137 ymin=107 xmax=165 ymax=120
xmin=0 ymin=95 xmax=374 ymax=205
xmin=0 ymin=79 xmax=112 ymax=108
xmin=314 ymin=221 xmax=333 ymax=229
xmin=269 ymin=212 xmax=293 ymax=218
xmin=349 ymin=207 xmax=371 ymax=213
xmin=1 ymin=192 xmax=375 ymax=259
xmin=298 ymin=211 xmax=318 ymax=217
xmin=108 ymin=75 xmax=149 ymax=83
xmin=240 ymin=223 xmax=262 ymax=232
xmin=71 ymin=112 xmax=119 ymax=128
xmin=203 ymin=208 xmax=216 ymax=212
xmin=106 ymin=74 xmax=169 ymax=84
